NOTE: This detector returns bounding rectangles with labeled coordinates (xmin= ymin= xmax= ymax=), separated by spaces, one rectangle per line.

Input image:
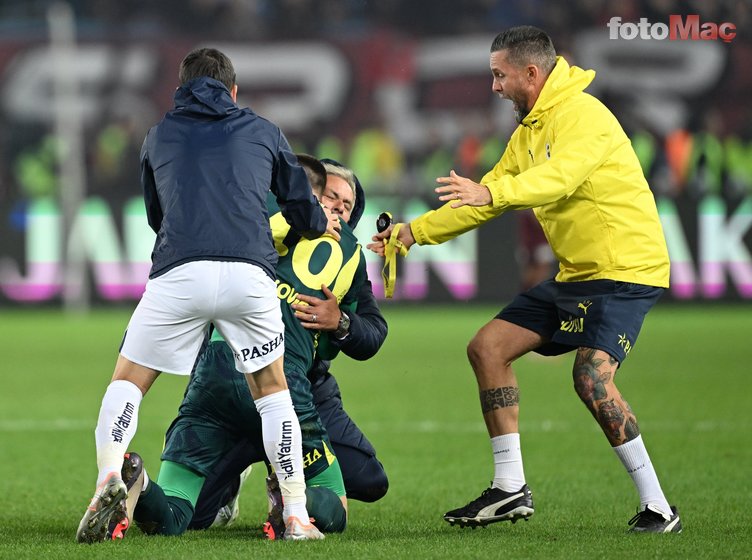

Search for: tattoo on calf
xmin=625 ymin=415 xmax=640 ymax=440
xmin=573 ymin=347 xmax=641 ymax=445
xmin=480 ymin=386 xmax=520 ymax=414
xmin=598 ymin=399 xmax=624 ymax=441
xmin=573 ymin=348 xmax=613 ymax=402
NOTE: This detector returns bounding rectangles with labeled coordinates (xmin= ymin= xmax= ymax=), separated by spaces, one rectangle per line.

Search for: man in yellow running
xmin=369 ymin=25 xmax=680 ymax=534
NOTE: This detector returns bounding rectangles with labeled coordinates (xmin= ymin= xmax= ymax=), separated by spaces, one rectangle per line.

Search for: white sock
xmin=255 ymin=390 xmax=308 ymax=521
xmin=491 ymin=433 xmax=526 ymax=492
xmin=94 ymin=380 xmax=143 ymax=486
xmin=613 ymin=435 xmax=671 ymax=516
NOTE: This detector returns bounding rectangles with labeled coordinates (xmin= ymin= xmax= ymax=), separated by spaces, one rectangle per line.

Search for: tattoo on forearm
xmin=480 ymin=386 xmax=519 ymax=414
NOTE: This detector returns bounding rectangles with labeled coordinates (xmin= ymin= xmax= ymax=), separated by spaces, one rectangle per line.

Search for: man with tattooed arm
xmin=369 ymin=26 xmax=680 ymax=534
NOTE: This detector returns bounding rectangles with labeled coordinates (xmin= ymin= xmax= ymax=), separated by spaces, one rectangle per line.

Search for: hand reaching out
xmin=435 ymin=169 xmax=492 ymax=208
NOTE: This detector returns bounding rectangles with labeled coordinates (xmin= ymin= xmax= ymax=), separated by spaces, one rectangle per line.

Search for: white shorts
xmin=120 ymin=261 xmax=284 ymax=375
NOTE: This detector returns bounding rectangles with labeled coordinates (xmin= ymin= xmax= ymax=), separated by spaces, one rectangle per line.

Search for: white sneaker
xmin=283 ymin=516 xmax=325 ymax=540
xmin=211 ymin=465 xmax=253 ymax=528
xmin=75 ymin=472 xmax=128 ymax=543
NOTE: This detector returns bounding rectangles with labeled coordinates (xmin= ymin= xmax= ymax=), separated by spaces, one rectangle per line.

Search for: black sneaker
xmin=443 ymin=484 xmax=534 ymax=528
xmin=628 ymin=504 xmax=682 ymax=533
xmin=262 ymin=472 xmax=285 ymax=540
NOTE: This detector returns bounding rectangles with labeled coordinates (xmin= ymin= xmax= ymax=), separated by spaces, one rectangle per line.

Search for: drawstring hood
xmin=173 ymin=77 xmax=238 ymax=118
xmin=522 ymin=57 xmax=595 ymax=128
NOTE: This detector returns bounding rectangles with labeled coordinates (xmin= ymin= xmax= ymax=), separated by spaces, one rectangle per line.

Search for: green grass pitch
xmin=1 ymin=304 xmax=750 ymax=559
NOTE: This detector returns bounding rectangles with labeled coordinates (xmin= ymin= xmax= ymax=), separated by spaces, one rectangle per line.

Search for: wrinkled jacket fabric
xmin=141 ymin=77 xmax=327 ymax=280
xmin=317 ymin=159 xmax=387 ymax=362
xmin=411 ymin=57 xmax=670 ymax=287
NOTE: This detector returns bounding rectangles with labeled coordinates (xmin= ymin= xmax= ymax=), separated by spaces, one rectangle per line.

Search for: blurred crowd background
xmin=0 ymin=0 xmax=750 ymax=304
xmin=3 ymin=1 xmax=749 ymax=44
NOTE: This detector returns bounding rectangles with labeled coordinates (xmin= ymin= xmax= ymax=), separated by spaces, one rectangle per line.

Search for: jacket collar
xmin=174 ymin=77 xmax=239 ymax=117
xmin=521 ymin=57 xmax=595 ymax=128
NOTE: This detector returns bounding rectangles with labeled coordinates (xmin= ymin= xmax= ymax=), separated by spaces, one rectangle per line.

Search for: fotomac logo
xmin=608 ymin=15 xmax=736 ymax=43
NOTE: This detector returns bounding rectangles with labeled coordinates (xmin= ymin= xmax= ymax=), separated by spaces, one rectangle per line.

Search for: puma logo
xmin=578 ymin=300 xmax=593 ymax=315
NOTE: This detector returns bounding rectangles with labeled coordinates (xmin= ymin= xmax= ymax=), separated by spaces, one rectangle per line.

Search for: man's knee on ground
xmin=345 ymin=458 xmax=388 ymax=503
xmin=305 ymin=486 xmax=347 ymax=533
xmin=134 ymin=483 xmax=195 ymax=536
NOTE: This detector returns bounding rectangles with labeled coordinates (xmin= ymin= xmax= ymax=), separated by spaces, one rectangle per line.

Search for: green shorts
xmin=161 ymin=341 xmax=336 ymax=482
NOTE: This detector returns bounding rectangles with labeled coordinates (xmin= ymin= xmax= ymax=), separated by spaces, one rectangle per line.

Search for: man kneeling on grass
xmin=112 ymin=158 xmax=384 ymax=541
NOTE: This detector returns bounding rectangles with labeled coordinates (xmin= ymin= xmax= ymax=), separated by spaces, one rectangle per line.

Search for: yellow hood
xmin=522 ymin=57 xmax=595 ymax=126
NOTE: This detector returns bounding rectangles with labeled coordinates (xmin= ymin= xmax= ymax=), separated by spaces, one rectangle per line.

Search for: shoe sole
xmin=76 ymin=478 xmax=128 ymax=544
xmin=263 ymin=509 xmax=285 ymax=540
xmin=263 ymin=520 xmax=282 ymax=540
xmin=108 ymin=453 xmax=145 ymax=539
xmin=444 ymin=505 xmax=535 ymax=528
xmin=284 ymin=533 xmax=325 ymax=540
xmin=123 ymin=468 xmax=144 ymax=525
xmin=283 ymin=528 xmax=325 ymax=540
xmin=264 ymin=474 xmax=285 ymax=540
xmin=283 ymin=516 xmax=325 ymax=540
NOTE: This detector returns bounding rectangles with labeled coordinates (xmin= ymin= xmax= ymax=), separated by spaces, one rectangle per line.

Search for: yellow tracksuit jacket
xmin=411 ymin=57 xmax=670 ymax=287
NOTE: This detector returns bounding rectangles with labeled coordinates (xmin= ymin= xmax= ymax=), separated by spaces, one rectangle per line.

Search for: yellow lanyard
xmin=381 ymin=223 xmax=409 ymax=299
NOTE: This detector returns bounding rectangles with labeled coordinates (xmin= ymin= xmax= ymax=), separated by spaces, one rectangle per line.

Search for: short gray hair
xmin=322 ymin=162 xmax=356 ymax=205
xmin=490 ymin=26 xmax=556 ymax=74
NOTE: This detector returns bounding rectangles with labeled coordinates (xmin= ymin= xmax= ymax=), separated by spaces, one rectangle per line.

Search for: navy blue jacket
xmin=141 ymin=77 xmax=327 ymax=279
xmin=309 ymin=160 xmax=388 ymax=385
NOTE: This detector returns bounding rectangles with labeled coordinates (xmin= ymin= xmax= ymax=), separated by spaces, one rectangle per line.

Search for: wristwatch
xmin=333 ymin=311 xmax=351 ymax=340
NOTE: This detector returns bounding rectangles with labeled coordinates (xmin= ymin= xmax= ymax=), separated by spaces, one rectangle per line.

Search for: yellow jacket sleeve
xmin=484 ymin=102 xmax=614 ymax=211
xmin=411 ymin=141 xmax=518 ymax=246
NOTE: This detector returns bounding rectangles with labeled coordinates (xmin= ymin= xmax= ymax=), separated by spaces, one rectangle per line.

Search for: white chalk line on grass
xmin=359 ymin=419 xmax=740 ymax=434
xmin=0 ymin=418 xmax=91 ymax=432
xmin=0 ymin=418 xmax=738 ymax=434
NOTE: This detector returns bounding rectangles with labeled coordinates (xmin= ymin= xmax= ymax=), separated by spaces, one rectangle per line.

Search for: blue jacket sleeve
xmin=330 ymin=278 xmax=388 ymax=361
xmin=272 ymin=131 xmax=328 ymax=239
xmin=140 ymin=135 xmax=162 ymax=234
